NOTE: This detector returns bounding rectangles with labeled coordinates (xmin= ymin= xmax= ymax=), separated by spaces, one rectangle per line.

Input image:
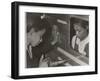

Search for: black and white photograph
xmin=11 ymin=1 xmax=97 ymax=79
xmin=26 ymin=13 xmax=89 ymax=68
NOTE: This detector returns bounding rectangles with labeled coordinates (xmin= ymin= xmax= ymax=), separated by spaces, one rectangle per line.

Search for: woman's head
xmin=73 ymin=20 xmax=89 ymax=40
xmin=27 ymin=17 xmax=52 ymax=46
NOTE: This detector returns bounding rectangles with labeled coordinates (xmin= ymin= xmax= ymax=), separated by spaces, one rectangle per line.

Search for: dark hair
xmin=27 ymin=17 xmax=52 ymax=33
xmin=73 ymin=18 xmax=89 ymax=30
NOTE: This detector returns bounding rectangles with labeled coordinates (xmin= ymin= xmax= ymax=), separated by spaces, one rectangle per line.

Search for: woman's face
xmin=27 ymin=28 xmax=45 ymax=47
xmin=53 ymin=25 xmax=58 ymax=31
xmin=74 ymin=24 xmax=88 ymax=40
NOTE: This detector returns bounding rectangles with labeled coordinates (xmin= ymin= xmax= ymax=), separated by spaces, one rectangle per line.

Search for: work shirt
xmin=71 ymin=35 xmax=89 ymax=57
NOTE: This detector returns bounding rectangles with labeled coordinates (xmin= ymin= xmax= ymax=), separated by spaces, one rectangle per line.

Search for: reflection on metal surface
xmin=57 ymin=47 xmax=88 ymax=66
